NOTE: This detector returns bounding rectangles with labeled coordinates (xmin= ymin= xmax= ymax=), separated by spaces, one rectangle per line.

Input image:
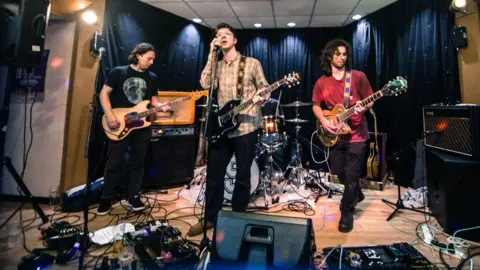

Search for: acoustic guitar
xmin=316 ymin=76 xmax=407 ymax=147
xmin=102 ymin=90 xmax=208 ymax=141
xmin=366 ymin=108 xmax=380 ymax=181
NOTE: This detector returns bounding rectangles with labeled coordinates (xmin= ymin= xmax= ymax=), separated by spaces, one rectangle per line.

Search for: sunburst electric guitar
xmin=366 ymin=108 xmax=380 ymax=181
xmin=102 ymin=90 xmax=208 ymax=141
xmin=316 ymin=76 xmax=407 ymax=147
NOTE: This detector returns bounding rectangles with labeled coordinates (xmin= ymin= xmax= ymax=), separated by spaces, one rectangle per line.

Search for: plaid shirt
xmin=200 ymin=52 xmax=269 ymax=138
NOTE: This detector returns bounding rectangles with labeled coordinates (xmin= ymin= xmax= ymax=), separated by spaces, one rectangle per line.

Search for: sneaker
xmin=128 ymin=196 xmax=145 ymax=211
xmin=187 ymin=219 xmax=215 ymax=237
xmin=338 ymin=211 xmax=354 ymax=233
xmin=97 ymin=200 xmax=112 ymax=216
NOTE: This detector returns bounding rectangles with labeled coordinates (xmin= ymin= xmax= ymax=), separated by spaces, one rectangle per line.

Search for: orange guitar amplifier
xmin=152 ymin=91 xmax=197 ymax=125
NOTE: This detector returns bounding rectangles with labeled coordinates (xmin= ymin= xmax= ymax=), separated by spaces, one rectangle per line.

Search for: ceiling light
xmin=287 ymin=22 xmax=296 ymax=27
xmin=193 ymin=18 xmax=202 ymax=23
xmin=82 ymin=11 xmax=97 ymax=24
xmin=452 ymin=0 xmax=466 ymax=8
xmin=352 ymin=14 xmax=362 ymax=20
xmin=254 ymin=23 xmax=262 ymax=28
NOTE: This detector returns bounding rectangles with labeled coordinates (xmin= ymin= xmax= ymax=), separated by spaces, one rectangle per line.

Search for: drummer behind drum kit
xmin=194 ymin=96 xmax=317 ymax=209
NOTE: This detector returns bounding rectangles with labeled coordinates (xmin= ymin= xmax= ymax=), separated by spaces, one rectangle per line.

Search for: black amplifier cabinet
xmin=423 ymin=105 xmax=480 ymax=160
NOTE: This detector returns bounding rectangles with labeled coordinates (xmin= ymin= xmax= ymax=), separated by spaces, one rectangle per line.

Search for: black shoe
xmin=97 ymin=200 xmax=111 ymax=216
xmin=338 ymin=211 xmax=354 ymax=233
xmin=128 ymin=196 xmax=145 ymax=211
xmin=358 ymin=190 xmax=365 ymax=203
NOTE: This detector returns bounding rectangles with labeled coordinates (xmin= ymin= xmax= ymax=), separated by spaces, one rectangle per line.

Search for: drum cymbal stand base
xmin=253 ymin=144 xmax=284 ymax=209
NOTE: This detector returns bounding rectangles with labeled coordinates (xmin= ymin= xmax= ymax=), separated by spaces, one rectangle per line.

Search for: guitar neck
xmin=138 ymin=96 xmax=192 ymax=118
xmin=338 ymin=91 xmax=383 ymax=122
xmin=228 ymin=79 xmax=285 ymax=116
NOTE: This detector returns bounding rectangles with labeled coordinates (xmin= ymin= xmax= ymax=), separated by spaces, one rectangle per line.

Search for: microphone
xmin=98 ymin=47 xmax=106 ymax=59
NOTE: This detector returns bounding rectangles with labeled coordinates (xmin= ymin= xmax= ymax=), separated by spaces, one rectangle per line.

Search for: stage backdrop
xmin=90 ymin=0 xmax=460 ymax=187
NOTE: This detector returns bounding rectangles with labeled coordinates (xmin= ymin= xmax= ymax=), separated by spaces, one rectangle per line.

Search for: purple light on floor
xmin=327 ymin=214 xmax=334 ymax=221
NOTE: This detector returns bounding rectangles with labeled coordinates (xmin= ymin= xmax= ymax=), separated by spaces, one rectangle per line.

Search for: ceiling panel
xmin=141 ymin=0 xmax=183 ymax=2
xmin=314 ymin=0 xmax=358 ymax=15
xmin=150 ymin=2 xmax=198 ymax=19
xmin=204 ymin=17 xmax=243 ymax=29
xmin=239 ymin=17 xmax=275 ymax=28
xmin=275 ymin=16 xmax=311 ymax=28
xmin=310 ymin=15 xmax=348 ymax=27
xmin=353 ymin=0 xmax=397 ymax=15
xmin=188 ymin=1 xmax=236 ymax=18
xmin=273 ymin=0 xmax=316 ymax=16
xmin=230 ymin=1 xmax=273 ymax=17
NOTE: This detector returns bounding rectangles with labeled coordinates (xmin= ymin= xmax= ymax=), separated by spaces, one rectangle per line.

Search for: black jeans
xmin=204 ymin=130 xmax=259 ymax=222
xmin=102 ymin=128 xmax=151 ymax=201
xmin=329 ymin=141 xmax=367 ymax=212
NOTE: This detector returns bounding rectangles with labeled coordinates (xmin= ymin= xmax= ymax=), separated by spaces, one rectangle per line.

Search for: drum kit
xmin=195 ymin=98 xmax=318 ymax=209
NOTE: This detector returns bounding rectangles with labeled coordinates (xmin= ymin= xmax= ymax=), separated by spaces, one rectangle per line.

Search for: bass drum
xmin=224 ymin=156 xmax=259 ymax=202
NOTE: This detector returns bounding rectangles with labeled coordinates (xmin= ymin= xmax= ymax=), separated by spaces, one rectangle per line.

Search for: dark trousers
xmin=102 ymin=128 xmax=150 ymax=201
xmin=204 ymin=130 xmax=259 ymax=222
xmin=329 ymin=141 xmax=367 ymax=212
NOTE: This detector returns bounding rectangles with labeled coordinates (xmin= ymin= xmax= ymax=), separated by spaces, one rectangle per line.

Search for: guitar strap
xmin=236 ymin=55 xmax=247 ymax=99
xmin=343 ymin=70 xmax=352 ymax=108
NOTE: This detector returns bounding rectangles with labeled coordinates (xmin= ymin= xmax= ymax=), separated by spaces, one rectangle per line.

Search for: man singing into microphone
xmin=187 ymin=23 xmax=269 ymax=236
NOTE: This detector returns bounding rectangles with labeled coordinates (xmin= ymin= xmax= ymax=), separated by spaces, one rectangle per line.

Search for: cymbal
xmin=285 ymin=118 xmax=309 ymax=123
xmin=197 ymin=104 xmax=218 ymax=108
xmin=280 ymin=101 xmax=312 ymax=107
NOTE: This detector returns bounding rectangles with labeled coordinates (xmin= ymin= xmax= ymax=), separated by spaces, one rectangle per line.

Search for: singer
xmin=97 ymin=43 xmax=170 ymax=215
xmin=187 ymin=23 xmax=269 ymax=237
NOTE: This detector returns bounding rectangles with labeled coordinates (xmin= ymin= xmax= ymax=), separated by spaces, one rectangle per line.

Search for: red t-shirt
xmin=312 ymin=70 xmax=374 ymax=143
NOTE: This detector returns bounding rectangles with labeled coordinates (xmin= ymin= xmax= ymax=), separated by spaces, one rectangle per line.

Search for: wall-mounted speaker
xmin=453 ymin=26 xmax=468 ymax=49
xmin=0 ymin=0 xmax=51 ymax=66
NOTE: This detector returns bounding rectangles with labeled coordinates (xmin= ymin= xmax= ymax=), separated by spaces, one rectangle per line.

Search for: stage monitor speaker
xmin=426 ymin=149 xmax=480 ymax=241
xmin=143 ymin=127 xmax=196 ymax=190
xmin=0 ymin=0 xmax=51 ymax=66
xmin=211 ymin=211 xmax=315 ymax=269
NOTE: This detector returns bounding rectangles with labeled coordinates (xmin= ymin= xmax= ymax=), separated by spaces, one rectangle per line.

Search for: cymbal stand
xmin=284 ymin=125 xmax=309 ymax=188
xmin=255 ymin=142 xmax=284 ymax=209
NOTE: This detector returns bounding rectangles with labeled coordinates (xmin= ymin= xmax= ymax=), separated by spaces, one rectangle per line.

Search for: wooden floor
xmin=0 ymin=182 xmax=478 ymax=269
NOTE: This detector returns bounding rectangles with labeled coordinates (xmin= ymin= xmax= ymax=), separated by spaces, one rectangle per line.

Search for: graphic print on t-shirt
xmin=123 ymin=77 xmax=147 ymax=104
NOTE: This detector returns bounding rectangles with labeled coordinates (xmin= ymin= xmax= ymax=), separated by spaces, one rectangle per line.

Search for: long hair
xmin=320 ymin=39 xmax=352 ymax=76
xmin=127 ymin=43 xmax=156 ymax=64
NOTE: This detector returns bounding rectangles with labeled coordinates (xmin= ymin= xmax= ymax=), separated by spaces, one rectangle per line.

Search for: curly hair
xmin=127 ymin=43 xmax=156 ymax=64
xmin=320 ymin=39 xmax=352 ymax=76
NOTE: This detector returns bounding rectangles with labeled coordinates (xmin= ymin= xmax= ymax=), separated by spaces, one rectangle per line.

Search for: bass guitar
xmin=366 ymin=108 xmax=380 ymax=181
xmin=102 ymin=90 xmax=208 ymax=141
xmin=316 ymin=76 xmax=407 ymax=147
xmin=206 ymin=72 xmax=300 ymax=144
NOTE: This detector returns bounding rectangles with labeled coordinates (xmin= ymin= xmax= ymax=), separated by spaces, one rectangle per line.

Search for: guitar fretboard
xmin=338 ymin=91 xmax=383 ymax=122
xmin=137 ymin=96 xmax=193 ymax=118
xmin=222 ymin=80 xmax=285 ymax=118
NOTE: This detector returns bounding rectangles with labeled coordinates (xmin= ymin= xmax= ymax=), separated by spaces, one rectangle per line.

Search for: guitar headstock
xmin=191 ymin=90 xmax=209 ymax=100
xmin=284 ymin=72 xmax=301 ymax=88
xmin=381 ymin=76 xmax=408 ymax=96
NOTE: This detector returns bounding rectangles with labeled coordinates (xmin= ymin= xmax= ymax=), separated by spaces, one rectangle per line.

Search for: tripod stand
xmin=381 ymin=136 xmax=432 ymax=221
xmin=0 ymin=157 xmax=49 ymax=231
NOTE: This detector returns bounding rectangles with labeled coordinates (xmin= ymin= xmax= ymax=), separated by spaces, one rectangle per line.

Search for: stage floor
xmin=0 ymin=182 xmax=478 ymax=269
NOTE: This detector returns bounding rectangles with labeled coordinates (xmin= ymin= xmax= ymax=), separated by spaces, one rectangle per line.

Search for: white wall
xmin=2 ymin=20 xmax=76 ymax=197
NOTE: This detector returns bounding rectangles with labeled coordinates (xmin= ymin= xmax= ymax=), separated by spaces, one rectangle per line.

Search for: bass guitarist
xmin=187 ymin=23 xmax=269 ymax=236
xmin=97 ymin=43 xmax=170 ymax=215
xmin=312 ymin=39 xmax=373 ymax=233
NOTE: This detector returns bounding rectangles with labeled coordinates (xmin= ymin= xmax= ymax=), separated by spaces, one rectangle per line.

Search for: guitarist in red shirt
xmin=312 ymin=39 xmax=374 ymax=232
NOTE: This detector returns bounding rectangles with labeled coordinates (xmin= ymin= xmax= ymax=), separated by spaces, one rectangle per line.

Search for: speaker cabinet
xmin=426 ymin=149 xmax=480 ymax=241
xmin=211 ymin=211 xmax=315 ymax=269
xmin=143 ymin=132 xmax=196 ymax=190
xmin=0 ymin=0 xmax=51 ymax=66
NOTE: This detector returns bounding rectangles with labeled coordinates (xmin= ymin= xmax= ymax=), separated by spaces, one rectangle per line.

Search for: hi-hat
xmin=281 ymin=101 xmax=312 ymax=107
xmin=285 ymin=118 xmax=309 ymax=123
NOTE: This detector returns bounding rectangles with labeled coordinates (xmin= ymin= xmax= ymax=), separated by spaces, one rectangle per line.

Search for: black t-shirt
xmin=104 ymin=65 xmax=157 ymax=108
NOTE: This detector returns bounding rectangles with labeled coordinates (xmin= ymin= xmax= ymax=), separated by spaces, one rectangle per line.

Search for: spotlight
xmin=450 ymin=0 xmax=467 ymax=13
xmin=193 ymin=18 xmax=202 ymax=23
xmin=82 ymin=11 xmax=97 ymax=24
xmin=254 ymin=23 xmax=262 ymax=28
xmin=287 ymin=22 xmax=296 ymax=27
xmin=352 ymin=14 xmax=362 ymax=20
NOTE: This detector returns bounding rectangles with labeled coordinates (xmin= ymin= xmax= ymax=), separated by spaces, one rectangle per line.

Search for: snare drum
xmin=224 ymin=156 xmax=259 ymax=201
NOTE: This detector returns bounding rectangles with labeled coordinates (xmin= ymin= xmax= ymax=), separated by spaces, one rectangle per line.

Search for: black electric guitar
xmin=206 ymin=72 xmax=300 ymax=144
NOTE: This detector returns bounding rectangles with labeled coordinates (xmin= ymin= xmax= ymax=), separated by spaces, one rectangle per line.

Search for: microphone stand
xmin=78 ymin=54 xmax=102 ymax=270
xmin=199 ymin=47 xmax=219 ymax=252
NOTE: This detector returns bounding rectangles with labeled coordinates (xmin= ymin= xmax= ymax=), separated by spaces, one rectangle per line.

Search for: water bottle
xmin=50 ymin=186 xmax=58 ymax=207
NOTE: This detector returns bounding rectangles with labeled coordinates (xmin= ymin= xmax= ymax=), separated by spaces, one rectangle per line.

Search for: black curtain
xmin=88 ymin=0 xmax=460 ymax=186
xmin=344 ymin=0 xmax=460 ymax=185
